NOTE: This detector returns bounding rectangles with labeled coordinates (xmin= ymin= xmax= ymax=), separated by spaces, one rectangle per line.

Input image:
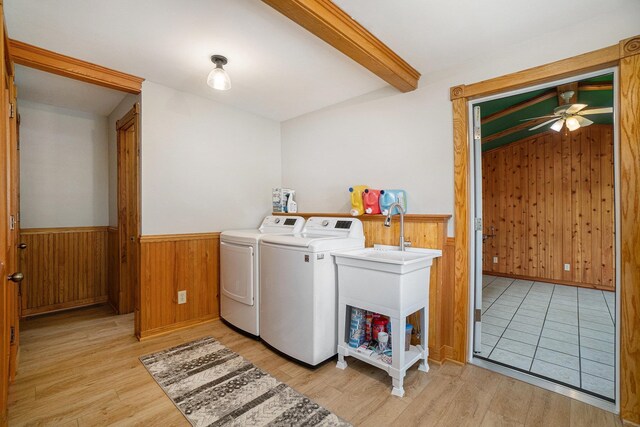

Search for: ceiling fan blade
xmin=575 ymin=116 xmax=594 ymax=127
xmin=520 ymin=115 xmax=557 ymax=121
xmin=565 ymin=104 xmax=588 ymax=114
xmin=550 ymin=119 xmax=565 ymax=132
xmin=529 ymin=118 xmax=560 ymax=131
xmin=577 ymin=107 xmax=613 ymax=115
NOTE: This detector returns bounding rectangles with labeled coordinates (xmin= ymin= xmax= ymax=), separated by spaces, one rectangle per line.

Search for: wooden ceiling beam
xmin=482 ymin=117 xmax=551 ymax=144
xmin=9 ymin=39 xmax=144 ymax=94
xmin=579 ymin=82 xmax=614 ymax=91
xmin=481 ymin=89 xmax=556 ymax=125
xmin=262 ymin=0 xmax=420 ymax=92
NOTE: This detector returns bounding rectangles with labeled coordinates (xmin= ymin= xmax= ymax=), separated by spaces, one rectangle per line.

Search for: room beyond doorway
xmin=469 ymin=68 xmax=619 ymax=409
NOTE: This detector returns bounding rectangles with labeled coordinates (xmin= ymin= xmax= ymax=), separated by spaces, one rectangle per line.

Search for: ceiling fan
xmin=525 ymin=91 xmax=613 ymax=132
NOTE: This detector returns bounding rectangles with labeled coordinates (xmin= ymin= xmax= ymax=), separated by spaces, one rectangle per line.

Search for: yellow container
xmin=349 ymin=185 xmax=368 ymax=216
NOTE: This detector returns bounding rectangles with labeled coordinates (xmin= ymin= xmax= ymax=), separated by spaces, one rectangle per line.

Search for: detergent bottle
xmin=379 ymin=189 xmax=408 ymax=215
xmin=348 ymin=185 xmax=368 ymax=216
xmin=363 ymin=189 xmax=381 ymax=214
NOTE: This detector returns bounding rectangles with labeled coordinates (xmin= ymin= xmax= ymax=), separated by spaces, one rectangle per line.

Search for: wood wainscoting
xmin=138 ymin=233 xmax=220 ymax=340
xmin=107 ymin=227 xmax=119 ymax=312
xmin=274 ymin=213 xmax=457 ymax=364
xmin=482 ymin=125 xmax=614 ymax=290
xmin=20 ymin=227 xmax=109 ymax=316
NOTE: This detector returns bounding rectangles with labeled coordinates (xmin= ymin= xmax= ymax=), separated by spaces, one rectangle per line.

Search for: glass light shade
xmin=550 ymin=119 xmax=564 ymax=132
xmin=565 ymin=116 xmax=580 ymax=131
xmin=207 ymin=67 xmax=231 ymax=91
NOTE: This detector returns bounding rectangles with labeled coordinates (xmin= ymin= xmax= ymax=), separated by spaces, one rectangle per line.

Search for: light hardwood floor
xmin=8 ymin=305 xmax=622 ymax=426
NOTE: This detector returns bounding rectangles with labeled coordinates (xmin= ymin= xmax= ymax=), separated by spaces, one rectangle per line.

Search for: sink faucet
xmin=383 ymin=202 xmax=410 ymax=251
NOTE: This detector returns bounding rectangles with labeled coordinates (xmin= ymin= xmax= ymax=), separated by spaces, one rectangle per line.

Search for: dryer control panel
xmin=260 ymin=216 xmax=305 ymax=233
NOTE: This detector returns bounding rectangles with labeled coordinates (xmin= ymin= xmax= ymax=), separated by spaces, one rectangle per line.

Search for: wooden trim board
xmin=450 ymin=44 xmax=619 ymax=101
xmin=9 ymin=39 xmax=143 ymax=94
xmin=451 ymin=35 xmax=640 ymax=424
xmin=22 ymin=296 xmax=108 ymax=318
xmin=262 ymin=0 xmax=420 ymax=92
xmin=273 ymin=212 xmax=451 ymax=223
xmin=139 ymin=232 xmax=221 ymax=243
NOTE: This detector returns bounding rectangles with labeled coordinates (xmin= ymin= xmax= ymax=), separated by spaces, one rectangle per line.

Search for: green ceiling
xmin=479 ymin=73 xmax=614 ymax=152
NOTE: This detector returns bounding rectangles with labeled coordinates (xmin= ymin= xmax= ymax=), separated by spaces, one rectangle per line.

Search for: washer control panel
xmin=303 ymin=217 xmax=364 ymax=237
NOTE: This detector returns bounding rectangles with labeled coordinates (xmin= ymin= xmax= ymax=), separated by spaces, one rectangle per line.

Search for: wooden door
xmin=0 ymin=2 xmax=13 ymax=422
xmin=6 ymin=73 xmax=19 ymax=384
xmin=116 ymin=104 xmax=140 ymax=321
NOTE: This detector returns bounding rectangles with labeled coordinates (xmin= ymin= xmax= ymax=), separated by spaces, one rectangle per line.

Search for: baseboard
xmin=483 ymin=270 xmax=615 ymax=292
xmin=22 ymin=296 xmax=109 ymax=317
xmin=137 ymin=314 xmax=219 ymax=341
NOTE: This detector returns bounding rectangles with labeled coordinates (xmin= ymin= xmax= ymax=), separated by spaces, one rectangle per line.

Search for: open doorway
xmin=470 ymin=70 xmax=618 ymax=406
xmin=15 ymin=64 xmax=141 ymax=329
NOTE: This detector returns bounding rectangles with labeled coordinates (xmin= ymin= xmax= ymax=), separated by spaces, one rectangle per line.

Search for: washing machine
xmin=220 ymin=215 xmax=305 ymax=336
xmin=259 ymin=217 xmax=365 ymax=365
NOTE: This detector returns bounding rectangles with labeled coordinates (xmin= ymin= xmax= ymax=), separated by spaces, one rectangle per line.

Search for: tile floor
xmin=476 ymin=275 xmax=616 ymax=400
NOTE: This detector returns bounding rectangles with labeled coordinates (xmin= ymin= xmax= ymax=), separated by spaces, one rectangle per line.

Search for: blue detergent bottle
xmin=379 ymin=190 xmax=407 ymax=215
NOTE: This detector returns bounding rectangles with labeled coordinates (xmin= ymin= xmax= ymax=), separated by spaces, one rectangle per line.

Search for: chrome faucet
xmin=383 ymin=202 xmax=410 ymax=251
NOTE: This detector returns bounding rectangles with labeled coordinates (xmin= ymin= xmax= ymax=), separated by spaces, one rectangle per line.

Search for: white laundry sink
xmin=332 ymin=244 xmax=442 ymax=274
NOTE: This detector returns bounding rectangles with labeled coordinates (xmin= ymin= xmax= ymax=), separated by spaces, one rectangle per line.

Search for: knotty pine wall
xmin=20 ymin=227 xmax=109 ymax=316
xmin=138 ymin=233 xmax=220 ymax=339
xmin=482 ymin=124 xmax=614 ymax=290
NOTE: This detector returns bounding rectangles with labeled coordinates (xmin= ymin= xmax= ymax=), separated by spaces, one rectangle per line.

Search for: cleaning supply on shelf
xmin=363 ymin=189 xmax=381 ymax=214
xmin=365 ymin=311 xmax=373 ymax=341
xmin=286 ymin=191 xmax=298 ymax=213
xmin=348 ymin=308 xmax=366 ymax=348
xmin=348 ymin=185 xmax=368 ymax=216
xmin=405 ymin=324 xmax=413 ymax=351
xmin=377 ymin=332 xmax=389 ymax=353
xmin=272 ymin=188 xmax=294 ymax=213
xmin=372 ymin=317 xmax=388 ymax=341
xmin=379 ymin=189 xmax=408 ymax=215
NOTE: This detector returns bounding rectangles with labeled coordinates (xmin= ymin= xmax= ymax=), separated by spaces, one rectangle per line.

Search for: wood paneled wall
xmin=482 ymin=125 xmax=614 ymax=290
xmin=20 ymin=227 xmax=109 ymax=316
xmin=276 ymin=213 xmax=455 ymax=363
xmin=107 ymin=227 xmax=119 ymax=312
xmin=138 ymin=233 xmax=220 ymax=339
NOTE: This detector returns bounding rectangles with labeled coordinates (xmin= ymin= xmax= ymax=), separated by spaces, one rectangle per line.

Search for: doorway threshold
xmin=471 ymin=356 xmax=616 ymax=413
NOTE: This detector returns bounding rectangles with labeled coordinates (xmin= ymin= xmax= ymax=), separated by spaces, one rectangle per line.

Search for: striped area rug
xmin=140 ymin=336 xmax=350 ymax=427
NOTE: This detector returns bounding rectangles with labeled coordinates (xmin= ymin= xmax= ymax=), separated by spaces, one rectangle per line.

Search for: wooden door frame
xmin=450 ymin=35 xmax=640 ymax=423
xmin=116 ymin=104 xmax=141 ymax=334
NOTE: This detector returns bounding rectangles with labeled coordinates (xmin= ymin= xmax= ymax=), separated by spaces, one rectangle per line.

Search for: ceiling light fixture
xmin=207 ymin=55 xmax=231 ymax=91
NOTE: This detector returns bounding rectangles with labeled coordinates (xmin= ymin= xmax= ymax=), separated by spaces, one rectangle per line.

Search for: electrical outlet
xmin=493 ymin=256 xmax=498 ymax=264
xmin=178 ymin=290 xmax=187 ymax=304
xmin=564 ymin=264 xmax=571 ymax=272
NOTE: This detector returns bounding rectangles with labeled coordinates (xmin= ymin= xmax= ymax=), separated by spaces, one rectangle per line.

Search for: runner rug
xmin=140 ymin=336 xmax=350 ymax=426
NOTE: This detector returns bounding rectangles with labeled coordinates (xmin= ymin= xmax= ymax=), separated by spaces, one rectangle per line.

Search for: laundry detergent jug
xmin=363 ymin=189 xmax=381 ymax=214
xmin=379 ymin=189 xmax=407 ymax=215
xmin=349 ymin=185 xmax=368 ymax=216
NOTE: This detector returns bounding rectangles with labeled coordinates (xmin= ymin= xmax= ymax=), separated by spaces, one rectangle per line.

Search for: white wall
xmin=19 ymin=100 xmax=109 ymax=228
xmin=281 ymin=9 xmax=640 ymax=236
xmin=140 ymin=81 xmax=281 ymax=235
xmin=107 ymin=94 xmax=141 ymax=227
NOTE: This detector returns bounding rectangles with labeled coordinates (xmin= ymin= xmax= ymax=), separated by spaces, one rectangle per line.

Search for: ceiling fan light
xmin=566 ymin=116 xmax=580 ymax=131
xmin=550 ymin=119 xmax=564 ymax=132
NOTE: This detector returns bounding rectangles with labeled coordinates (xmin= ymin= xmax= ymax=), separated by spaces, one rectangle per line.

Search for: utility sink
xmin=332 ymin=244 xmax=442 ymax=274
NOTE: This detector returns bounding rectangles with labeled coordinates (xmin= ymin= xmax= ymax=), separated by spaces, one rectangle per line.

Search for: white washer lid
xmin=260 ymin=233 xmax=341 ymax=248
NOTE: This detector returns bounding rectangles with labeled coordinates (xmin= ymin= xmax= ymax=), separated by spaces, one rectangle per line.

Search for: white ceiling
xmin=5 ymin=0 xmax=385 ymax=122
xmin=6 ymin=0 xmax=640 ymax=122
xmin=15 ymin=65 xmax=127 ymax=116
